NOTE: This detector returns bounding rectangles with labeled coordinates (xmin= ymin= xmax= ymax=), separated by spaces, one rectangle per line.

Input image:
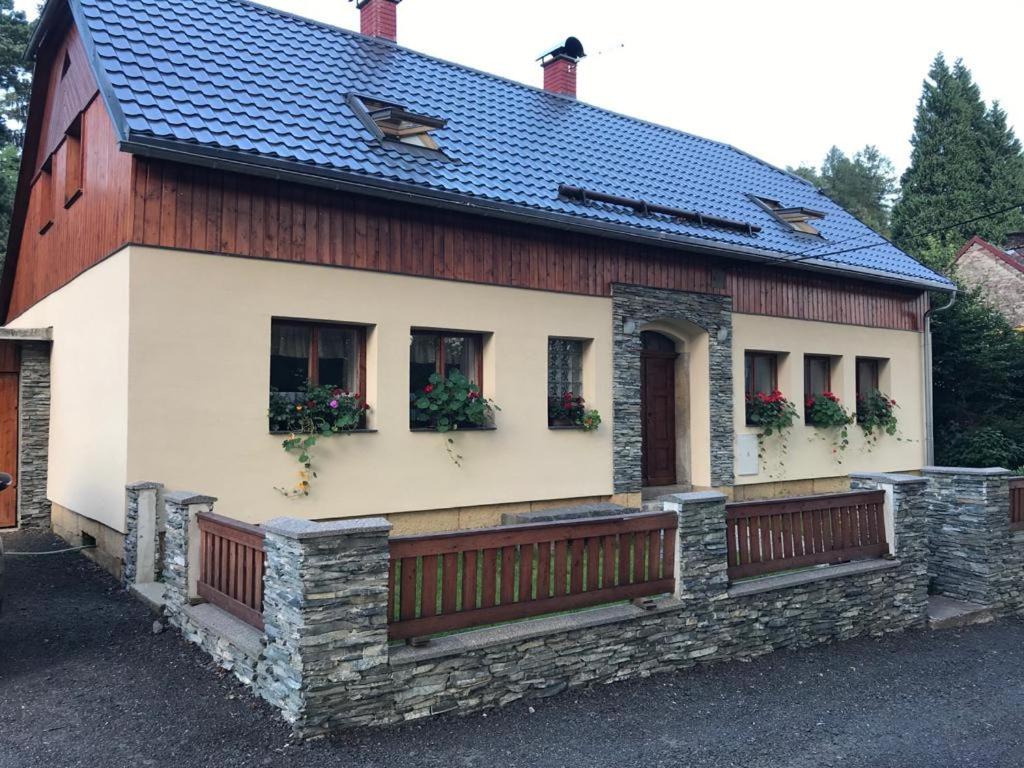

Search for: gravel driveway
xmin=3 ymin=529 xmax=1024 ymax=768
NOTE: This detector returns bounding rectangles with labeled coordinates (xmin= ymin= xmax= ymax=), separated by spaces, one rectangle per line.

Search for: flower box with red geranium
xmin=857 ymin=389 xmax=899 ymax=442
xmin=548 ymin=391 xmax=602 ymax=431
xmin=745 ymin=389 xmax=798 ymax=436
xmin=805 ymin=391 xmax=854 ymax=456
xmin=269 ymin=383 xmax=371 ymax=496
xmin=409 ymin=370 xmax=498 ymax=433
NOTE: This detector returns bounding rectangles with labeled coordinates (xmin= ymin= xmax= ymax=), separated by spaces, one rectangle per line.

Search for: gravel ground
xmin=3 ymin=529 xmax=1024 ymax=768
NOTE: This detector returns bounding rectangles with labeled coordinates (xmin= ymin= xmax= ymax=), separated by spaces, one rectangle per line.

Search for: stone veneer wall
xmin=232 ymin=475 xmax=926 ymax=737
xmin=611 ymin=284 xmax=733 ymax=491
xmin=921 ymin=466 xmax=1024 ymax=612
xmin=17 ymin=342 xmax=50 ymax=528
xmin=122 ymin=482 xmax=164 ymax=587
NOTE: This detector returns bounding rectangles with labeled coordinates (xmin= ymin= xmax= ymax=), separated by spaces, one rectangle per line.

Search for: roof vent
xmin=349 ymin=95 xmax=447 ymax=150
xmin=538 ymin=37 xmax=586 ymax=98
xmin=753 ymin=196 xmax=825 ymax=236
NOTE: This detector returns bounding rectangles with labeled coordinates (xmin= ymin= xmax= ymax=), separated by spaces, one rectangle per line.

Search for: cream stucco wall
xmin=732 ymin=313 xmax=925 ymax=486
xmin=6 ymin=250 xmax=130 ymax=531
xmin=125 ymin=246 xmax=615 ymax=524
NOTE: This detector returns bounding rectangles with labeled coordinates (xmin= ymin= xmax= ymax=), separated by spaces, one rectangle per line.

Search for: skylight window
xmin=753 ymin=196 xmax=825 ymax=236
xmin=349 ymin=95 xmax=447 ymax=151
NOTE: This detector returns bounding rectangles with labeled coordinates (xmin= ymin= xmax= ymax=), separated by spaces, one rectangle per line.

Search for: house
xmin=955 ymin=235 xmax=1024 ymax=329
xmin=0 ymin=0 xmax=954 ymax=577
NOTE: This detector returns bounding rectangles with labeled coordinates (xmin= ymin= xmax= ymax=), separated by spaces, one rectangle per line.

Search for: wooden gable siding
xmin=7 ymin=96 xmax=134 ymax=321
xmin=130 ymin=158 xmax=928 ymax=331
xmin=32 ymin=23 xmax=98 ymax=175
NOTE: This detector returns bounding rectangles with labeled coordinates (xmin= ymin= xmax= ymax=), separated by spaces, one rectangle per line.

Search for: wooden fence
xmin=387 ymin=512 xmax=678 ymax=640
xmin=1010 ymin=478 xmax=1024 ymax=532
xmin=726 ymin=490 xmax=888 ymax=580
xmin=197 ymin=511 xmax=266 ymax=629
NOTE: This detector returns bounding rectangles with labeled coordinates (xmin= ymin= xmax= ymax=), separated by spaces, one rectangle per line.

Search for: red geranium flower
xmin=424 ymin=384 xmax=434 ymax=394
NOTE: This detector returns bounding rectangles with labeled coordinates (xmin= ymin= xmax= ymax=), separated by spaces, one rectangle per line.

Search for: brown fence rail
xmin=1010 ymin=478 xmax=1024 ymax=532
xmin=726 ymin=490 xmax=888 ymax=581
xmin=387 ymin=512 xmax=678 ymax=640
xmin=197 ymin=511 xmax=266 ymax=629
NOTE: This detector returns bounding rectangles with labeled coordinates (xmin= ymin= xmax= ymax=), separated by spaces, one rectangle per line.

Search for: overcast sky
xmin=25 ymin=1 xmax=1024 ymax=175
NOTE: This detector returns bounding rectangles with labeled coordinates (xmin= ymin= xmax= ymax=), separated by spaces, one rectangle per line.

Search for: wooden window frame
xmin=410 ymin=329 xmax=484 ymax=386
xmin=64 ymin=114 xmax=83 ymax=209
xmin=271 ymin=319 xmax=368 ymax=394
xmin=855 ymin=357 xmax=881 ymax=401
xmin=36 ymin=159 xmax=54 ymax=235
xmin=744 ymin=351 xmax=778 ymax=399
xmin=803 ymin=355 xmax=832 ymax=397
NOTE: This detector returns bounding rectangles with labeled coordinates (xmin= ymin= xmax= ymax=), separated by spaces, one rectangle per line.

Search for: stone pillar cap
xmin=126 ymin=481 xmax=165 ymax=490
xmin=849 ymin=471 xmax=928 ymax=485
xmin=921 ymin=466 xmax=1013 ymax=476
xmin=263 ymin=516 xmax=391 ymax=539
xmin=164 ymin=490 xmax=218 ymax=505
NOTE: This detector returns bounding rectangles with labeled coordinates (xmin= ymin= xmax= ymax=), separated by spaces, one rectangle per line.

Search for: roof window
xmin=349 ymin=95 xmax=447 ymax=151
xmin=753 ymin=196 xmax=825 ymax=236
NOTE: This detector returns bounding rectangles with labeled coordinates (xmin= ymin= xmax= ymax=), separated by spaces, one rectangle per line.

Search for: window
xmin=64 ymin=115 xmax=83 ymax=208
xmin=548 ymin=338 xmax=585 ymax=426
xmin=856 ymin=357 xmax=881 ymax=402
xmin=35 ymin=160 xmax=53 ymax=235
xmin=410 ymin=331 xmax=482 ymax=393
xmin=60 ymin=51 xmax=71 ymax=79
xmin=804 ymin=355 xmax=832 ymax=398
xmin=744 ymin=351 xmax=777 ymax=399
xmin=349 ymin=95 xmax=447 ymax=150
xmin=752 ymin=196 xmax=825 ymax=236
xmin=270 ymin=320 xmax=365 ymax=396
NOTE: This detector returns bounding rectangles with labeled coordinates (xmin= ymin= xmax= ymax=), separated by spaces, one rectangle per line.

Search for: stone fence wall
xmin=921 ymin=466 xmax=1024 ymax=613
xmin=148 ymin=474 xmax=930 ymax=737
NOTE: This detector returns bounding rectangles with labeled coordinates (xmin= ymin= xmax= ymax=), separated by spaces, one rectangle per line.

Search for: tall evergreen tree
xmin=892 ymin=54 xmax=1024 ymax=252
xmin=0 ymin=0 xmax=32 ymax=272
xmin=791 ymin=145 xmax=897 ymax=236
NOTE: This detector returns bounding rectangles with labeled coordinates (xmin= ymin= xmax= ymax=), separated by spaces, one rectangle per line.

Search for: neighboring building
xmin=955 ymin=235 xmax=1024 ymax=329
xmin=0 ymin=0 xmax=954 ymax=575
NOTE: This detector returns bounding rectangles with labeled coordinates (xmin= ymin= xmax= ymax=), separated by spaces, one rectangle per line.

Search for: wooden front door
xmin=641 ymin=332 xmax=677 ymax=487
xmin=0 ymin=343 xmax=18 ymax=528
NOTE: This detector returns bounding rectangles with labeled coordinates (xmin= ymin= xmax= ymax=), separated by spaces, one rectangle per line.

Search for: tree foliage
xmin=891 ymin=54 xmax=1024 ymax=251
xmin=0 ymin=0 xmax=30 ymax=272
xmin=790 ymin=145 xmax=898 ymax=236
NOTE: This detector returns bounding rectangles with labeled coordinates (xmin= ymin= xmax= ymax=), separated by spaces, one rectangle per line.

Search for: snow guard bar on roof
xmin=559 ymin=184 xmax=761 ymax=236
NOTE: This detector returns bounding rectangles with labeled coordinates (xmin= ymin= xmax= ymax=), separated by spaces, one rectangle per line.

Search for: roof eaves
xmin=120 ymin=132 xmax=955 ymax=293
xmin=956 ymin=235 xmax=1024 ymax=276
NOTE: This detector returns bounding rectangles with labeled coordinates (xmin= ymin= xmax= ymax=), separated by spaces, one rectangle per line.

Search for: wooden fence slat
xmin=587 ymin=537 xmax=600 ymax=591
xmin=421 ymin=554 xmax=438 ymax=618
xmin=501 ymin=547 xmax=516 ymax=605
xmin=602 ymin=534 xmax=615 ymax=589
xmin=570 ymin=539 xmax=585 ymax=593
xmin=536 ymin=542 xmax=551 ymax=599
xmin=400 ymin=556 xmax=418 ymax=620
xmin=519 ymin=543 xmax=534 ymax=602
xmin=462 ymin=549 xmax=478 ymax=611
xmin=481 ymin=549 xmax=498 ymax=608
xmin=442 ymin=552 xmax=458 ymax=614
xmin=554 ymin=539 xmax=569 ymax=596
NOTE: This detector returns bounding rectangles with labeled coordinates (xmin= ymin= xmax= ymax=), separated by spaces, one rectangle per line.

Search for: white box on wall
xmin=735 ymin=434 xmax=759 ymax=476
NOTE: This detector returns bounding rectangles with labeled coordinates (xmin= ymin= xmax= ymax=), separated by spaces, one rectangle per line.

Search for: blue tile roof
xmin=70 ymin=0 xmax=953 ymax=289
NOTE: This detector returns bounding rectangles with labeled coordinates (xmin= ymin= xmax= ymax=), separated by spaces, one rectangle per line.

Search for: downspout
xmin=923 ymin=289 xmax=957 ymax=465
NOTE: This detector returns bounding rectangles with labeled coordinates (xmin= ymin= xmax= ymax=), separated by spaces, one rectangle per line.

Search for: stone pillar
xmin=123 ymin=481 xmax=164 ymax=587
xmin=256 ymin=517 xmax=393 ymax=737
xmin=161 ymin=491 xmax=217 ymax=623
xmin=17 ymin=342 xmax=50 ymax=528
xmin=662 ymin=491 xmax=730 ymax=602
xmin=920 ymin=467 xmax=1014 ymax=608
xmin=849 ymin=472 xmax=930 ymax=626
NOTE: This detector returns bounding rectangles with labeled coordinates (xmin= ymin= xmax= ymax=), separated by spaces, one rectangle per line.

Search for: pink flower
xmin=329 ymin=399 xmax=339 ymax=409
xmin=424 ymin=385 xmax=434 ymax=394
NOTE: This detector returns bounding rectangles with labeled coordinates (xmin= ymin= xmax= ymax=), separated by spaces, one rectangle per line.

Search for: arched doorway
xmin=641 ymin=331 xmax=678 ymax=487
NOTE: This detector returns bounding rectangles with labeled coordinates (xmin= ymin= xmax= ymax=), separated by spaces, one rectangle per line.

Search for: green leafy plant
xmin=805 ymin=391 xmax=854 ymax=458
xmin=548 ymin=391 xmax=602 ymax=431
xmin=270 ymin=384 xmax=369 ymax=497
xmin=409 ymin=370 xmax=499 ymax=465
xmin=857 ymin=389 xmax=899 ymax=445
xmin=746 ymin=390 xmax=799 ymax=473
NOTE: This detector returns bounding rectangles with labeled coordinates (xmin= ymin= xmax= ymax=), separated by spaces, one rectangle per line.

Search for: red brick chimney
xmin=539 ymin=37 xmax=586 ymax=98
xmin=355 ymin=0 xmax=401 ymax=41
